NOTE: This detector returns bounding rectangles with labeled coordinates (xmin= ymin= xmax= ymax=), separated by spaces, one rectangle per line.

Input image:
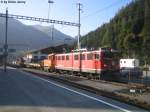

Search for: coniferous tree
xmin=80 ymin=0 xmax=150 ymax=64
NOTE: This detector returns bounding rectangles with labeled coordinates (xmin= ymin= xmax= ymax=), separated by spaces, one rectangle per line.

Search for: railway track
xmin=9 ymin=63 xmax=148 ymax=89
xmin=22 ymin=68 xmax=150 ymax=110
xmin=23 ymin=67 xmax=146 ymax=89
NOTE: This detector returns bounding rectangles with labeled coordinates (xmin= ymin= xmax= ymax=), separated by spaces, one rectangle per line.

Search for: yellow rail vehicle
xmin=40 ymin=54 xmax=55 ymax=72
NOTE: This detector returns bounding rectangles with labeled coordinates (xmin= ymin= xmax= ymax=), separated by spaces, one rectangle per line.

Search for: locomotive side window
xmin=62 ymin=56 xmax=65 ymax=60
xmin=55 ymin=56 xmax=57 ymax=60
xmin=81 ymin=54 xmax=85 ymax=60
xmin=66 ymin=55 xmax=69 ymax=60
xmin=74 ymin=55 xmax=78 ymax=60
xmin=87 ymin=53 xmax=93 ymax=60
xmin=95 ymin=54 xmax=100 ymax=60
xmin=58 ymin=56 xmax=61 ymax=60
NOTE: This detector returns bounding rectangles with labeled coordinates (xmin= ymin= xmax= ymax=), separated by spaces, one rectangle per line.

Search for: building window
xmin=74 ymin=55 xmax=78 ymax=60
xmin=34 ymin=56 xmax=38 ymax=59
xmin=8 ymin=49 xmax=16 ymax=53
xmin=41 ymin=56 xmax=46 ymax=60
xmin=87 ymin=53 xmax=93 ymax=60
xmin=0 ymin=48 xmax=3 ymax=52
xmin=66 ymin=55 xmax=69 ymax=60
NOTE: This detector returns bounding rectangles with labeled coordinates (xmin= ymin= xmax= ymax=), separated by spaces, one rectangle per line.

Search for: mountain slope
xmin=81 ymin=0 xmax=150 ymax=62
xmin=32 ymin=25 xmax=75 ymax=45
xmin=0 ymin=18 xmax=74 ymax=53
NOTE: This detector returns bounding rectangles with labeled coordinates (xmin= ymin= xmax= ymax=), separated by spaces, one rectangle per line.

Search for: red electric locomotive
xmin=55 ymin=48 xmax=119 ymax=78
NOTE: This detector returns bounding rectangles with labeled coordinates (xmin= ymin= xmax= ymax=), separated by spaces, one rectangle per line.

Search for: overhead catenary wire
xmin=82 ymin=0 xmax=124 ymax=20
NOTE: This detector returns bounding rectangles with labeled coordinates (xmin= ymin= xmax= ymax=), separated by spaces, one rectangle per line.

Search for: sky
xmin=0 ymin=0 xmax=132 ymax=37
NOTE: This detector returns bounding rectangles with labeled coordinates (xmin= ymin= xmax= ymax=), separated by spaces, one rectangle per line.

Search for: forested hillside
xmin=81 ymin=0 xmax=150 ymax=63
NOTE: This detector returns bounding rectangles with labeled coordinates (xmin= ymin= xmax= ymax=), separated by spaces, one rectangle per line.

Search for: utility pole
xmin=48 ymin=0 xmax=54 ymax=40
xmin=51 ymin=24 xmax=54 ymax=40
xmin=77 ymin=3 xmax=82 ymax=73
xmin=48 ymin=0 xmax=54 ymax=19
xmin=4 ymin=8 xmax=8 ymax=72
xmin=77 ymin=3 xmax=82 ymax=50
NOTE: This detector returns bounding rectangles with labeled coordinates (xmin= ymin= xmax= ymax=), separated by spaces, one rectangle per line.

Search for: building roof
xmin=25 ymin=44 xmax=74 ymax=55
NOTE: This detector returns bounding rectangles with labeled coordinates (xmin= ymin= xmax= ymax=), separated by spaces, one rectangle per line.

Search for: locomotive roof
xmin=55 ymin=49 xmax=111 ymax=56
xmin=48 ymin=53 xmax=55 ymax=56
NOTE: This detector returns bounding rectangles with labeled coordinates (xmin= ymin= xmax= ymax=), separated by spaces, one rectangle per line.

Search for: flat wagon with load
xmin=120 ymin=59 xmax=142 ymax=80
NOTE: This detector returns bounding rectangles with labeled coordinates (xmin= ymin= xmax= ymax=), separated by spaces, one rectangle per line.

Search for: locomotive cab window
xmin=94 ymin=54 xmax=100 ymax=60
